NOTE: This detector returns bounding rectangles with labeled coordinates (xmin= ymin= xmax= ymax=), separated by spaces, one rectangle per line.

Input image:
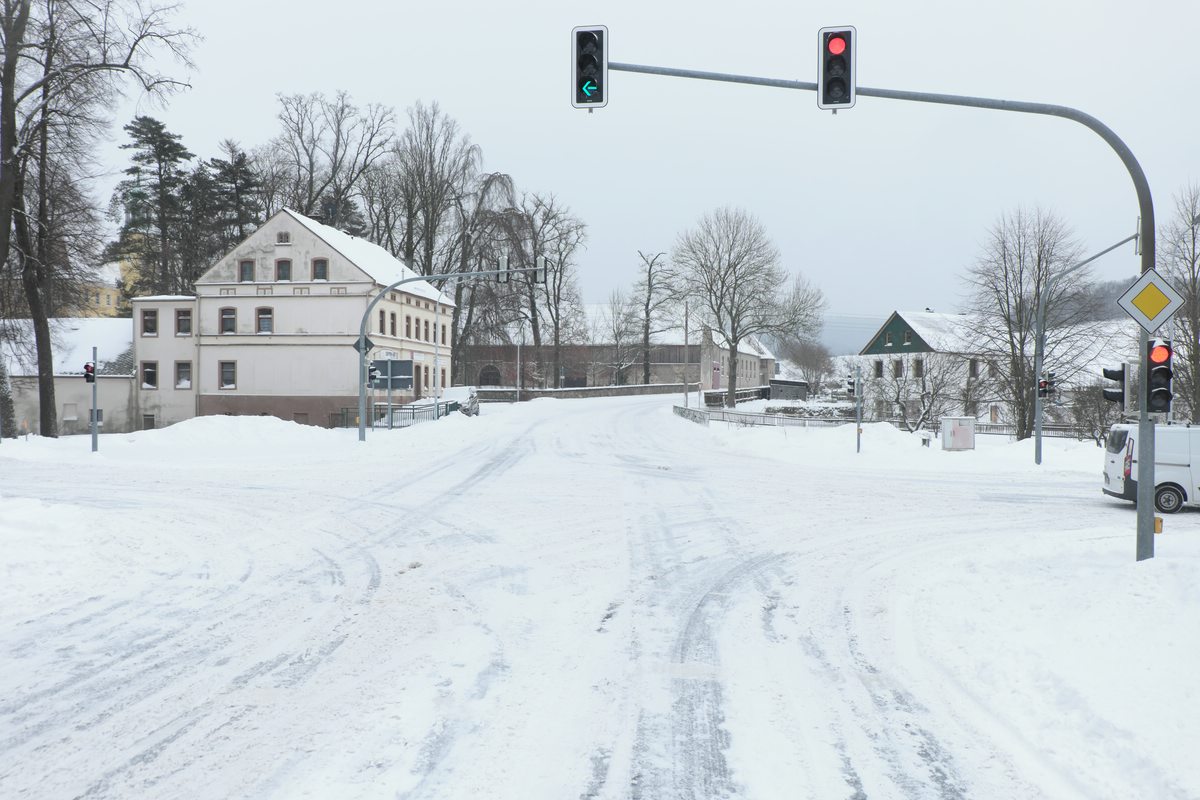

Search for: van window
xmin=1106 ymin=429 xmax=1129 ymax=454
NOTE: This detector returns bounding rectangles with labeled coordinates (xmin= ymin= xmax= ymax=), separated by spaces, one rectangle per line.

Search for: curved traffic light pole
xmin=610 ymin=61 xmax=1157 ymax=560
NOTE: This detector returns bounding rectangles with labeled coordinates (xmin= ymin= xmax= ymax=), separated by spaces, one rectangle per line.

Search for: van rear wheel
xmin=1155 ymin=485 xmax=1185 ymax=514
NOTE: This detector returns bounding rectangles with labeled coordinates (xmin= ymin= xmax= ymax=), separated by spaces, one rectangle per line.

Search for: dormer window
xmin=884 ymin=332 xmax=894 ymax=347
xmin=903 ymin=331 xmax=912 ymax=346
xmin=276 ymin=231 xmax=291 ymax=244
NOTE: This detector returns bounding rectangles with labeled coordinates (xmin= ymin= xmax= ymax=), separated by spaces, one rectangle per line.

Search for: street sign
xmin=1117 ymin=269 xmax=1184 ymax=334
xmin=352 ymin=336 xmax=375 ymax=354
xmin=370 ymin=359 xmax=413 ymax=390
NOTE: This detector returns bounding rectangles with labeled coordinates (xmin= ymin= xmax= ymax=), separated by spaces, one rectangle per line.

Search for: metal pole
xmin=386 ymin=359 xmax=393 ymax=429
xmin=90 ymin=346 xmax=98 ymax=453
xmin=435 ymin=296 xmax=441 ymax=420
xmin=516 ymin=334 xmax=522 ymax=403
xmin=610 ymin=60 xmax=1156 ymax=558
xmin=855 ymin=364 xmax=862 ymax=454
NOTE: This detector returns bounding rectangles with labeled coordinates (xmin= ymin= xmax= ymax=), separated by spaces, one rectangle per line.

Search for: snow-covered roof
xmin=900 ymin=311 xmax=979 ymax=353
xmin=1 ymin=317 xmax=134 ymax=377
xmin=284 ymin=209 xmax=453 ymax=307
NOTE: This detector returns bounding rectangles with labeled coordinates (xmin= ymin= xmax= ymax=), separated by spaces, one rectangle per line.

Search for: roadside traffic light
xmin=1147 ymin=340 xmax=1173 ymax=413
xmin=1045 ymin=372 xmax=1056 ymax=395
xmin=817 ymin=26 xmax=856 ymax=110
xmin=1101 ymin=363 xmax=1129 ymax=410
xmin=84 ymin=362 xmax=95 ymax=383
xmin=1037 ymin=376 xmax=1049 ymax=398
xmin=846 ymin=375 xmax=856 ymax=398
xmin=367 ymin=364 xmax=381 ymax=386
xmin=497 ymin=254 xmax=510 ymax=284
xmin=572 ymin=26 xmax=608 ymax=109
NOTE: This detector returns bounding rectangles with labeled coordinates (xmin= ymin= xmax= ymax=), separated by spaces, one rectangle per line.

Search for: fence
xmin=332 ymin=401 xmax=460 ymax=430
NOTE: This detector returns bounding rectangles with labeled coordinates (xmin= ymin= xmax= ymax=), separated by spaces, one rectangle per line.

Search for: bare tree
xmin=1157 ymin=183 xmax=1200 ymax=422
xmin=600 ymin=288 xmax=639 ymax=385
xmin=631 ymin=250 xmax=678 ymax=385
xmin=774 ymin=336 xmax=833 ymax=392
xmin=673 ymin=207 xmax=824 ymax=407
xmin=0 ymin=0 xmax=192 ymax=436
xmin=869 ymin=352 xmax=966 ymax=431
xmin=272 ymin=90 xmax=394 ymax=228
xmin=962 ymin=207 xmax=1103 ymax=439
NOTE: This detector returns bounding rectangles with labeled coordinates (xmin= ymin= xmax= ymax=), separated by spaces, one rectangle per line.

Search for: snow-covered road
xmin=2 ymin=395 xmax=1197 ymax=799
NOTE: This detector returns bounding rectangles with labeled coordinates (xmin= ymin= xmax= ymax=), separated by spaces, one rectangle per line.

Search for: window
xmin=441 ymin=368 xmax=446 ymax=388
xmin=390 ymin=312 xmax=397 ymax=336
xmin=220 ymin=307 xmax=236 ymax=334
xmin=219 ymin=361 xmax=237 ymax=389
xmin=968 ymin=358 xmax=979 ymax=379
xmin=275 ymin=259 xmax=292 ymax=281
xmin=142 ymin=415 xmax=156 ymax=430
xmin=379 ymin=309 xmax=386 ymax=334
xmin=884 ymin=332 xmax=894 ymax=347
xmin=405 ymin=316 xmax=412 ymax=338
xmin=874 ymin=360 xmax=883 ymax=378
xmin=141 ymin=309 xmax=158 ymax=336
xmin=106 ymin=294 xmax=111 ymax=306
xmin=424 ymin=365 xmax=430 ymax=388
xmin=257 ymin=286 xmax=273 ymax=296
xmin=256 ymin=307 xmax=274 ymax=333
xmin=914 ymin=358 xmax=924 ymax=378
xmin=442 ymin=324 xmax=448 ymax=346
xmin=176 ymin=361 xmax=192 ymax=390
xmin=988 ymin=362 xmax=998 ymax=378
xmin=293 ymin=287 xmax=310 ymax=296
xmin=141 ymin=361 xmax=158 ymax=389
xmin=892 ymin=359 xmax=903 ymax=378
xmin=424 ymin=320 xmax=430 ymax=342
xmin=903 ymin=331 xmax=912 ymax=346
xmin=406 ymin=297 xmax=411 ymax=304
xmin=220 ymin=288 xmax=236 ymax=296
xmin=176 ymin=308 xmax=192 ymax=336
xmin=312 ymin=258 xmax=328 ymax=280
xmin=239 ymin=260 xmax=254 ymax=282
xmin=276 ymin=231 xmax=291 ymax=244
xmin=330 ymin=287 xmax=347 ymax=295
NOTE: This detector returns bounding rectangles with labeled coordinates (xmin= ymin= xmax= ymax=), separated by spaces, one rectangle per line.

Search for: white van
xmin=1102 ymin=423 xmax=1200 ymax=513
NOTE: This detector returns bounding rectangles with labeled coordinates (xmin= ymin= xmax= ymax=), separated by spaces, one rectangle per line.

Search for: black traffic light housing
xmin=84 ymin=362 xmax=95 ymax=383
xmin=572 ymin=26 xmax=608 ymax=109
xmin=1102 ymin=363 xmax=1129 ymax=410
xmin=846 ymin=376 xmax=856 ymax=398
xmin=1037 ymin=377 xmax=1048 ymax=398
xmin=367 ymin=364 xmax=381 ymax=386
xmin=1147 ymin=340 xmax=1173 ymax=413
xmin=817 ymin=26 xmax=856 ymax=110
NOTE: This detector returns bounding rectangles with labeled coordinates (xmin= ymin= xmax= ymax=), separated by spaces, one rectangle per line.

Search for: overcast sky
xmin=101 ymin=0 xmax=1198 ymax=332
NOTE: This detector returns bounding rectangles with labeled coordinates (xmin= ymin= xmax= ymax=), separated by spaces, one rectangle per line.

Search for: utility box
xmin=769 ymin=379 xmax=809 ymax=401
xmin=940 ymin=416 xmax=976 ymax=451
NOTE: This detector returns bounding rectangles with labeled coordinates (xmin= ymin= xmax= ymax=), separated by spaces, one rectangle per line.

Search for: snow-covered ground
xmin=1 ymin=395 xmax=1197 ymax=799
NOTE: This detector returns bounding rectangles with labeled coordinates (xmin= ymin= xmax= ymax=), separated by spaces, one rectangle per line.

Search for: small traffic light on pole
xmin=84 ymin=362 xmax=95 ymax=383
xmin=1037 ymin=376 xmax=1049 ymax=398
xmin=846 ymin=375 xmax=856 ymax=398
xmin=572 ymin=26 xmax=608 ymax=109
xmin=1102 ymin=363 xmax=1129 ymax=411
xmin=1045 ymin=371 xmax=1056 ymax=395
xmin=817 ymin=26 xmax=856 ymax=110
xmin=367 ymin=364 xmax=381 ymax=386
xmin=1147 ymin=340 xmax=1173 ymax=413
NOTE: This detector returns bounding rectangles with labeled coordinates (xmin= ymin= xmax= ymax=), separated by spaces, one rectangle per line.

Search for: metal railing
xmin=334 ymin=401 xmax=459 ymax=429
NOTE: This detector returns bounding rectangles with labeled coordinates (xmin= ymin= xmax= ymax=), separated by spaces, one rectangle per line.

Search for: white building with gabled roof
xmin=130 ymin=208 xmax=454 ymax=429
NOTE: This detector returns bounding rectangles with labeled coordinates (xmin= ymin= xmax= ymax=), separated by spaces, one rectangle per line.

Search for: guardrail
xmin=675 ymin=408 xmax=1091 ymax=439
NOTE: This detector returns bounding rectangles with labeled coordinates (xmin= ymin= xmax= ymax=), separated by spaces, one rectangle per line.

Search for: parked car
xmin=1102 ymin=423 xmax=1200 ymax=513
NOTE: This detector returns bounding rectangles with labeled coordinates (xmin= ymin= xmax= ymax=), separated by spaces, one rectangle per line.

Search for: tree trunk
xmin=725 ymin=341 xmax=739 ymax=408
xmin=642 ymin=313 xmax=651 ymax=385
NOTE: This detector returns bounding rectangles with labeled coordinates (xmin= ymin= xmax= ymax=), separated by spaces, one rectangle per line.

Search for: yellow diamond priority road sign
xmin=1117 ymin=269 xmax=1184 ymax=334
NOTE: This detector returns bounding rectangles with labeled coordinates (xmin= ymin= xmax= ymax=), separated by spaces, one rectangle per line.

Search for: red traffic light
xmin=827 ymin=36 xmax=846 ymax=55
xmin=1150 ymin=344 xmax=1172 ymax=364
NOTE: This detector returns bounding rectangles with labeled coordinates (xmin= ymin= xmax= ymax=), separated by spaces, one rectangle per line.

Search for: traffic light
xmin=572 ymin=26 xmax=608 ymax=109
xmin=1045 ymin=372 xmax=1056 ymax=395
xmin=534 ymin=255 xmax=547 ymax=284
xmin=1037 ymin=376 xmax=1049 ymax=398
xmin=1102 ymin=363 xmax=1129 ymax=410
xmin=367 ymin=364 xmax=381 ymax=386
xmin=84 ymin=362 xmax=95 ymax=383
xmin=817 ymin=26 xmax=856 ymax=110
xmin=846 ymin=375 xmax=856 ymax=398
xmin=1147 ymin=340 xmax=1173 ymax=413
xmin=497 ymin=254 xmax=510 ymax=284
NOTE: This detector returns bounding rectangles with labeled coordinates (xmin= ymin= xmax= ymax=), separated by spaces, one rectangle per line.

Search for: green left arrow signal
xmin=581 ymin=80 xmax=596 ymax=97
